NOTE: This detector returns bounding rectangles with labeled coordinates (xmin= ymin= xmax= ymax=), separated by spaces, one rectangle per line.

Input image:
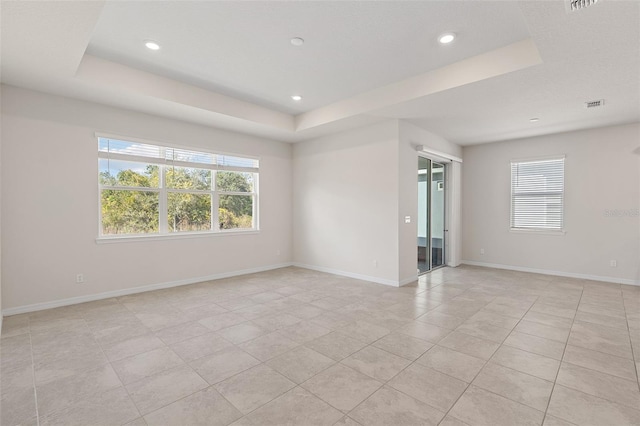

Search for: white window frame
xmin=96 ymin=133 xmax=259 ymax=242
xmin=510 ymin=155 xmax=565 ymax=234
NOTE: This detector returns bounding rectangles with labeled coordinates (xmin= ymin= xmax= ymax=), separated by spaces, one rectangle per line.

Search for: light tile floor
xmin=1 ymin=266 xmax=640 ymax=426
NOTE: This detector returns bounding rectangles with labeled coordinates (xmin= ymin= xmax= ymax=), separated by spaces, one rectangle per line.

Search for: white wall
xmin=1 ymin=85 xmax=293 ymax=311
xmin=292 ymin=120 xmax=462 ymax=286
xmin=398 ymin=121 xmax=462 ymax=283
xmin=462 ymin=123 xmax=640 ymax=284
xmin=292 ymin=121 xmax=400 ymax=285
xmin=0 ymin=85 xmax=3 ymax=328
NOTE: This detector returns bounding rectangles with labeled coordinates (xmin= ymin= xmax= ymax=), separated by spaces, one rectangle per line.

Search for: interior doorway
xmin=418 ymin=156 xmax=446 ymax=274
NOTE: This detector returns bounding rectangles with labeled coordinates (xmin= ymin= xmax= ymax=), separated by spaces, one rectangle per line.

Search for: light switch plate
xmin=405 ymin=216 xmax=411 ymax=223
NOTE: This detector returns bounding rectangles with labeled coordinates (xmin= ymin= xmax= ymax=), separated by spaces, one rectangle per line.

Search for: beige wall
xmin=1 ymin=85 xmax=293 ymax=311
xmin=398 ymin=121 xmax=462 ymax=283
xmin=462 ymin=123 xmax=640 ymax=284
xmin=292 ymin=121 xmax=401 ymax=284
xmin=0 ymin=85 xmax=3 ymax=327
xmin=292 ymin=120 xmax=462 ymax=285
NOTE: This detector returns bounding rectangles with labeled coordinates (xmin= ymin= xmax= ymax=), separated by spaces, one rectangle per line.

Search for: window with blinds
xmin=510 ymin=157 xmax=564 ymax=231
xmin=97 ymin=135 xmax=259 ymax=237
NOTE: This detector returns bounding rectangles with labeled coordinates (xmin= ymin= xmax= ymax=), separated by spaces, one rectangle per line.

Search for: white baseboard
xmin=461 ymin=260 xmax=640 ymax=286
xmin=399 ymin=275 xmax=419 ymax=286
xmin=292 ymin=263 xmax=400 ymax=287
xmin=2 ymin=263 xmax=294 ymax=317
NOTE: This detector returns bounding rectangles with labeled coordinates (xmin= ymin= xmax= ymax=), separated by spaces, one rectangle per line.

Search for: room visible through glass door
xmin=430 ymin=162 xmax=445 ymax=269
xmin=417 ymin=157 xmax=446 ymax=274
xmin=417 ymin=157 xmax=430 ymax=274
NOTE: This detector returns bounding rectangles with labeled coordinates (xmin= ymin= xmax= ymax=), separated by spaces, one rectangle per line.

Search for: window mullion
xmin=159 ymin=164 xmax=168 ymax=234
xmin=212 ymin=170 xmax=220 ymax=231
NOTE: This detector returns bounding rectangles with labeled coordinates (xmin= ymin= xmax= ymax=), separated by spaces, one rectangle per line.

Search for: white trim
xmin=96 ymin=229 xmax=260 ymax=244
xmin=509 ymin=228 xmax=566 ymax=236
xmin=1 ymin=263 xmax=293 ymax=317
xmin=510 ymin=154 xmax=566 ymax=164
xmin=461 ymin=260 xmax=640 ymax=286
xmin=95 ymin=132 xmax=261 ymax=162
xmin=415 ymin=145 xmax=463 ymax=163
xmin=0 ymin=316 xmax=3 ymax=337
xmin=399 ymin=275 xmax=419 ymax=286
xmin=293 ymin=263 xmax=400 ymax=287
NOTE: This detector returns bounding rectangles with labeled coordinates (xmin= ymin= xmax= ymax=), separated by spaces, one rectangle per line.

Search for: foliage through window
xmin=98 ymin=136 xmax=258 ymax=237
xmin=510 ymin=157 xmax=564 ymax=231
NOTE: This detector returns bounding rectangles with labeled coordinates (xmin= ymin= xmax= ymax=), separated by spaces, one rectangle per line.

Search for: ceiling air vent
xmin=585 ymin=99 xmax=605 ymax=109
xmin=567 ymin=0 xmax=600 ymax=12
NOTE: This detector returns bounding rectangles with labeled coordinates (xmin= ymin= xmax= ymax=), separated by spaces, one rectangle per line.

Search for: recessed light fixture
xmin=290 ymin=37 xmax=304 ymax=47
xmin=438 ymin=33 xmax=456 ymax=44
xmin=145 ymin=41 xmax=161 ymax=51
xmin=291 ymin=95 xmax=302 ymax=101
xmin=530 ymin=117 xmax=540 ymax=122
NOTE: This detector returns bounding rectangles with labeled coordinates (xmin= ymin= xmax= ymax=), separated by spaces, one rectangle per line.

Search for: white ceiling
xmin=1 ymin=1 xmax=638 ymax=145
xmin=87 ymin=1 xmax=530 ymax=115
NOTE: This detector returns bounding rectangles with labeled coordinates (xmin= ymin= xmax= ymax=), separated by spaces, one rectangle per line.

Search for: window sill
xmin=96 ymin=229 xmax=260 ymax=244
xmin=509 ymin=228 xmax=566 ymax=236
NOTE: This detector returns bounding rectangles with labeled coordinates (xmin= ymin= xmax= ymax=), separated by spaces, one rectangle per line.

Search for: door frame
xmin=417 ymin=152 xmax=448 ymax=275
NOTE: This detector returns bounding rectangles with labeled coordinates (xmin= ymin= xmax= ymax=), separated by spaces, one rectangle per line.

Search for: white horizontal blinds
xmin=217 ymin=155 xmax=259 ymax=172
xmin=98 ymin=137 xmax=259 ymax=172
xmin=511 ymin=157 xmax=565 ymax=230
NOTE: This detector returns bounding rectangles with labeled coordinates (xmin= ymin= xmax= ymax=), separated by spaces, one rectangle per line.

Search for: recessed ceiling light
xmin=145 ymin=41 xmax=160 ymax=51
xmin=290 ymin=37 xmax=304 ymax=47
xmin=291 ymin=95 xmax=302 ymax=101
xmin=438 ymin=33 xmax=456 ymax=44
xmin=530 ymin=117 xmax=540 ymax=122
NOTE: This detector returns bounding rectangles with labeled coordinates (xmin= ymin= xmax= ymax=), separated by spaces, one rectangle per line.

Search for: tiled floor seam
xmin=326 ymin=330 xmax=443 ymax=420
xmin=28 ymin=325 xmax=41 ymax=426
xmin=618 ymin=289 xmax=640 ymax=391
xmin=541 ymin=286 xmax=583 ymax=424
xmin=434 ymin=292 xmax=546 ymax=424
xmin=340 ymin=311 xmax=480 ymax=423
xmin=82 ymin=316 xmax=145 ymax=424
xmin=170 ymin=335 xmax=337 ymax=419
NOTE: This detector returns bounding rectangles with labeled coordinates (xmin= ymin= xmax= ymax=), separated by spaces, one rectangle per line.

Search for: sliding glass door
xmin=417 ymin=157 xmax=446 ymax=274
xmin=418 ymin=157 xmax=430 ymax=274
xmin=431 ymin=162 xmax=445 ymax=268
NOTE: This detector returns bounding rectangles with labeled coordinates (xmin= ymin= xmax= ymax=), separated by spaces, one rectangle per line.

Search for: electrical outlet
xmin=373 ymin=260 xmax=378 ymax=268
xmin=276 ymin=249 xmax=281 ymax=256
xmin=610 ymin=260 xmax=617 ymax=267
xmin=404 ymin=216 xmax=411 ymax=224
xmin=76 ymin=274 xmax=84 ymax=283
xmin=480 ymin=248 xmax=485 ymax=255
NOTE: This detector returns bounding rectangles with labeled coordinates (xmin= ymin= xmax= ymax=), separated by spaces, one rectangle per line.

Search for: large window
xmin=510 ymin=157 xmax=564 ymax=231
xmin=98 ymin=136 xmax=258 ymax=237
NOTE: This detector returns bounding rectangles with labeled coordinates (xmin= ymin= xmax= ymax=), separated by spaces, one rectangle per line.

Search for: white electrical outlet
xmin=76 ymin=274 xmax=84 ymax=283
xmin=404 ymin=216 xmax=411 ymax=224
xmin=373 ymin=260 xmax=378 ymax=267
xmin=610 ymin=260 xmax=617 ymax=267
xmin=480 ymin=248 xmax=485 ymax=255
xmin=276 ymin=249 xmax=281 ymax=256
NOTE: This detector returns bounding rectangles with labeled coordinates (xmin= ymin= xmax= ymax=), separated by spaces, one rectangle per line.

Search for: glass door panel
xmin=418 ymin=157 xmax=430 ymax=274
xmin=431 ymin=162 xmax=445 ymax=269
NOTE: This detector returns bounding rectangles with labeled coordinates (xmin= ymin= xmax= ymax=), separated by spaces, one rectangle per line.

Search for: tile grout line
xmin=619 ymin=288 xmax=640 ymax=392
xmin=124 ymin=290 xmax=310 ymax=422
xmin=81 ymin=314 xmax=145 ymax=424
xmin=342 ymin=290 xmax=499 ymax=424
xmin=27 ymin=319 xmax=41 ymax=426
xmin=433 ymin=289 xmax=548 ymax=425
xmin=541 ymin=284 xmax=584 ymax=424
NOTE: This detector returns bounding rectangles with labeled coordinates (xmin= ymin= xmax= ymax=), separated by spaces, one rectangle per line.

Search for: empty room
xmin=1 ymin=1 xmax=639 ymax=425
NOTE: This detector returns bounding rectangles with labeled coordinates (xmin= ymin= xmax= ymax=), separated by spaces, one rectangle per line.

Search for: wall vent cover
xmin=585 ymin=99 xmax=605 ymax=108
xmin=567 ymin=0 xmax=600 ymax=12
